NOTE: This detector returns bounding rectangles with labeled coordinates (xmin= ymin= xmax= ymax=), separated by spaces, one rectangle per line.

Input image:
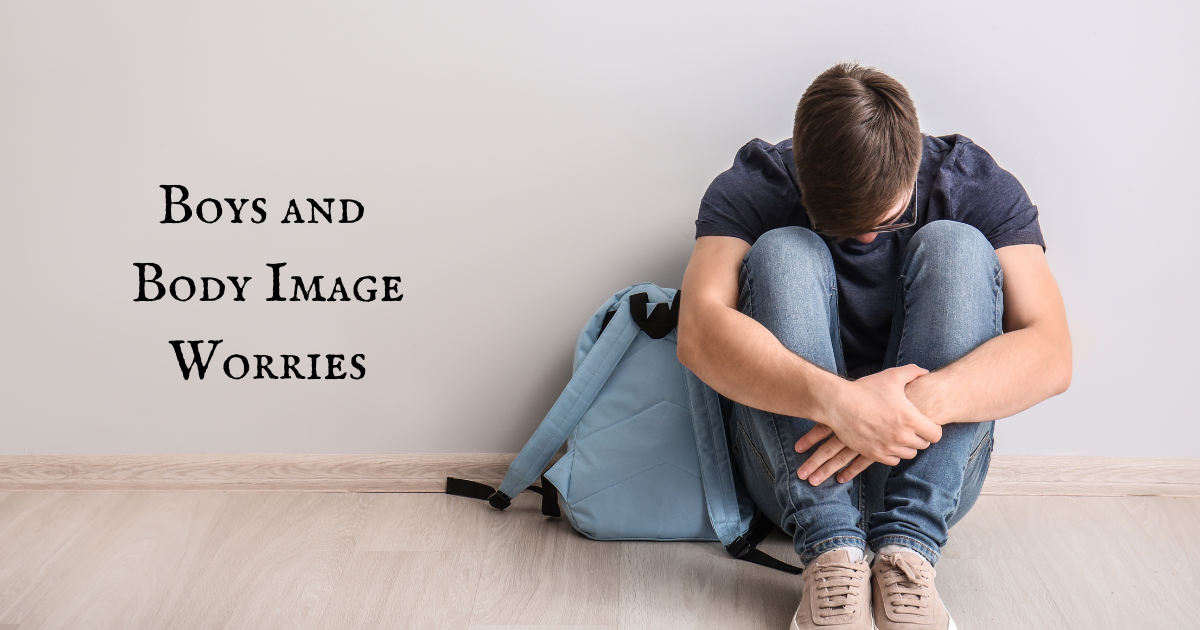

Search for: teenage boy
xmin=677 ymin=62 xmax=1071 ymax=630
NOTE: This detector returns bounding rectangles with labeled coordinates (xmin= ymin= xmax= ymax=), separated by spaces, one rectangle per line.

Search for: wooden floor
xmin=0 ymin=491 xmax=1196 ymax=629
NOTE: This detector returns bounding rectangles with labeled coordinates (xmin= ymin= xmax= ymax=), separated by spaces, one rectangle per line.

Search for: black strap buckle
xmin=723 ymin=516 xmax=802 ymax=574
xmin=487 ymin=491 xmax=512 ymax=510
xmin=726 ymin=534 xmax=752 ymax=559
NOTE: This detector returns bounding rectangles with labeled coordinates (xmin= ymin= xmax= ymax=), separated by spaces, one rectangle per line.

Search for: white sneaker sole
xmin=866 ymin=612 xmax=957 ymax=630
xmin=788 ymin=604 xmax=956 ymax=629
xmin=790 ymin=616 xmax=953 ymax=629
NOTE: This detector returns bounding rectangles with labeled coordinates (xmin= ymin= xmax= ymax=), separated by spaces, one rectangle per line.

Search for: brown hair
xmin=793 ymin=62 xmax=922 ymax=239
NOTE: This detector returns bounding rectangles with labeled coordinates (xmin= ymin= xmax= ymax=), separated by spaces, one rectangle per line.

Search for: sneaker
xmin=870 ymin=550 xmax=956 ymax=630
xmin=790 ymin=548 xmax=872 ymax=630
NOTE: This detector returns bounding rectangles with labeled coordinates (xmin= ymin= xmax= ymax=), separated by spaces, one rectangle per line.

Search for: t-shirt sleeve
xmin=945 ymin=138 xmax=1046 ymax=251
xmin=695 ymin=139 xmax=803 ymax=244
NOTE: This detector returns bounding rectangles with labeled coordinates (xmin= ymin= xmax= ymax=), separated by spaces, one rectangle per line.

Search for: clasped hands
xmin=794 ymin=364 xmax=942 ymax=486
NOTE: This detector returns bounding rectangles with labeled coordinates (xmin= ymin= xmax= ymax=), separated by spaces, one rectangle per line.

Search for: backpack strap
xmin=482 ymin=299 xmax=642 ymax=508
xmin=683 ymin=366 xmax=801 ymax=574
xmin=446 ymin=474 xmax=561 ymax=517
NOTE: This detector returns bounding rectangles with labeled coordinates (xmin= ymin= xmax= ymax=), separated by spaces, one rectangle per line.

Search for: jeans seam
xmin=767 ymin=410 xmax=803 ymax=550
xmin=828 ymin=279 xmax=847 ymax=377
xmin=856 ymin=468 xmax=867 ymax=532
xmin=895 ymin=273 xmax=912 ymax=366
xmin=993 ymin=264 xmax=1005 ymax=336
xmin=856 ymin=482 xmax=864 ymax=532
xmin=941 ymin=428 xmax=993 ymax=538
xmin=740 ymin=260 xmax=755 ymax=320
xmin=804 ymin=536 xmax=867 ymax=564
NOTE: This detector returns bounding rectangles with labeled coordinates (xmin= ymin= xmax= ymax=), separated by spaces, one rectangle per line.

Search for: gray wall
xmin=2 ymin=1 xmax=1196 ymax=457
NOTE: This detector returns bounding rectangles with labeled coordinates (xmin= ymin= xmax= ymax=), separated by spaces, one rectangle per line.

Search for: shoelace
xmin=811 ymin=561 xmax=868 ymax=618
xmin=877 ymin=553 xmax=931 ymax=616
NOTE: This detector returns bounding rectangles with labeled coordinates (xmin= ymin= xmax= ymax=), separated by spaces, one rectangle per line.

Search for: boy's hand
xmin=793 ymin=425 xmax=876 ymax=485
xmin=798 ymin=364 xmax=940 ymax=480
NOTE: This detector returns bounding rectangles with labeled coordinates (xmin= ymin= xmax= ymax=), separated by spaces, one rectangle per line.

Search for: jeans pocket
xmin=966 ymin=429 xmax=993 ymax=467
xmin=737 ymin=420 xmax=776 ymax=484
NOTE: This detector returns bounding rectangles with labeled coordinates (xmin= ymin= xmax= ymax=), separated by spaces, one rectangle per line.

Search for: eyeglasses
xmin=868 ymin=179 xmax=919 ymax=233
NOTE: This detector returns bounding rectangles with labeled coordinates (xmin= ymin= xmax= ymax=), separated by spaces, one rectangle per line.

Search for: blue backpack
xmin=447 ymin=283 xmax=799 ymax=573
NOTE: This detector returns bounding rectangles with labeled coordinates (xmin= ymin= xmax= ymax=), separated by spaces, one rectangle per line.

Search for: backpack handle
xmin=629 ymin=291 xmax=681 ymax=339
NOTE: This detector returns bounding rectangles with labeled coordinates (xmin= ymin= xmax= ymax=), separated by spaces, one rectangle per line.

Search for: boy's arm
xmin=904 ymin=243 xmax=1072 ymax=423
xmin=796 ymin=243 xmax=1072 ymax=484
xmin=677 ymin=235 xmax=943 ymax=466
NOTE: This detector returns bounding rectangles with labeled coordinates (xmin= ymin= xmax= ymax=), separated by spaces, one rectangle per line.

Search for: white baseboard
xmin=0 ymin=454 xmax=1196 ymax=497
xmin=980 ymin=455 xmax=1200 ymax=497
xmin=0 ymin=454 xmax=511 ymax=492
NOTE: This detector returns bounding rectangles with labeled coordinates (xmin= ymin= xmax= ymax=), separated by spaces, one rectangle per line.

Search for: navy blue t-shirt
xmin=696 ymin=134 xmax=1044 ymax=378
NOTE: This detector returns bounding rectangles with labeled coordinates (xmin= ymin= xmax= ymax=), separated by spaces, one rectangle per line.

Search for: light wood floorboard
xmin=938 ymin=498 xmax=1027 ymax=560
xmin=1118 ymin=496 xmax=1200 ymax=593
xmin=133 ymin=493 xmax=272 ymax=630
xmin=619 ymin=539 xmax=801 ymax=629
xmin=935 ymin=559 xmax=1071 ymax=629
xmin=469 ymin=494 xmax=619 ymax=627
xmin=0 ymin=492 xmax=1197 ymax=629
xmin=997 ymin=495 xmax=1197 ymax=629
xmin=316 ymin=551 xmax=481 ymax=630
xmin=161 ymin=493 xmax=372 ymax=630
xmin=0 ymin=492 xmax=127 ymax=625
xmin=932 ymin=498 xmax=1074 ymax=627
xmin=10 ymin=492 xmax=234 ymax=630
xmin=354 ymin=492 xmax=493 ymax=553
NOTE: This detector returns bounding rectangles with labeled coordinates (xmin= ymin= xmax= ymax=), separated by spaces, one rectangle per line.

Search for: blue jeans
xmin=730 ymin=221 xmax=1001 ymax=566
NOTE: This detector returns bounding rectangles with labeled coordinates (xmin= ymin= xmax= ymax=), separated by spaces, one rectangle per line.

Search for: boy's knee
xmin=908 ymin=221 xmax=997 ymax=275
xmin=743 ymin=226 xmax=834 ymax=283
xmin=903 ymin=221 xmax=1001 ymax=297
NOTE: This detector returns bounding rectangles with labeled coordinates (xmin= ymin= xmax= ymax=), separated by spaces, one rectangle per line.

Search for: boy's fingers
xmin=898 ymin=364 xmax=930 ymax=381
xmin=913 ymin=417 xmax=943 ymax=444
xmin=797 ymin=436 xmax=845 ymax=480
xmin=836 ymin=456 xmax=875 ymax=484
xmin=795 ymin=424 xmax=833 ymax=453
xmin=810 ymin=448 xmax=858 ymax=485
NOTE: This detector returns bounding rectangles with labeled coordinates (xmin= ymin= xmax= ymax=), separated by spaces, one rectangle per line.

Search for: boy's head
xmin=793 ymin=62 xmax=922 ymax=241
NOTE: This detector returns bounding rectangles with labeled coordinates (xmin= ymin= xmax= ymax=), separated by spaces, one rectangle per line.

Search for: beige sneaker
xmin=870 ymin=550 xmax=956 ymax=630
xmin=790 ymin=548 xmax=872 ymax=630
